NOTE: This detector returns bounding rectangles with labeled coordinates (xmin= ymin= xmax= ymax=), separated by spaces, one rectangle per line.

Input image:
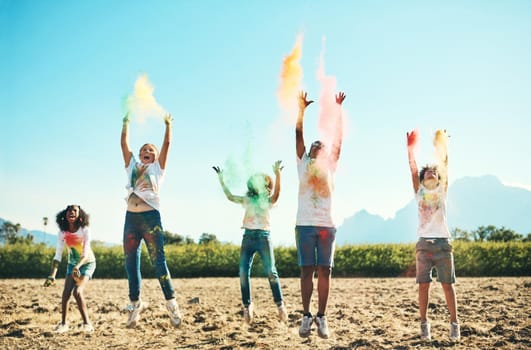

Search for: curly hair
xmin=419 ymin=165 xmax=440 ymax=182
xmin=56 ymin=205 xmax=90 ymax=232
xmin=246 ymin=174 xmax=273 ymax=199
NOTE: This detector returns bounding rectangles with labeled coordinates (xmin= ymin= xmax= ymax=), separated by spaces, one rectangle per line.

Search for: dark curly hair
xmin=56 ymin=205 xmax=90 ymax=232
xmin=419 ymin=165 xmax=440 ymax=182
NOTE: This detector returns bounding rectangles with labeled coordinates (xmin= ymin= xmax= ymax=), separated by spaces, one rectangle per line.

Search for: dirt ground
xmin=0 ymin=277 xmax=529 ymax=349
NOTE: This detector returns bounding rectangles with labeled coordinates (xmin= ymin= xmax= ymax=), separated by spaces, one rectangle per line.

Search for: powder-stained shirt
xmin=415 ymin=184 xmax=450 ymax=238
xmin=241 ymin=196 xmax=273 ymax=231
xmin=53 ymin=227 xmax=96 ymax=265
xmin=125 ymin=157 xmax=164 ymax=211
xmin=296 ymin=153 xmax=336 ymax=227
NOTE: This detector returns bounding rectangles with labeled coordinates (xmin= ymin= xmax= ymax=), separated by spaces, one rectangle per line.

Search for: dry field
xmin=0 ymin=277 xmax=529 ymax=349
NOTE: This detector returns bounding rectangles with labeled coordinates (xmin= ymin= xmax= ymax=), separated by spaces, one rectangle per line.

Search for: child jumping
xmin=406 ymin=129 xmax=460 ymax=342
xmin=44 ymin=204 xmax=96 ymax=333
xmin=120 ymin=112 xmax=181 ymax=328
xmin=213 ymin=161 xmax=288 ymax=324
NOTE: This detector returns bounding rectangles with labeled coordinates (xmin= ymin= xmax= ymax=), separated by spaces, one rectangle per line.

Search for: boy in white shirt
xmin=407 ymin=129 xmax=460 ymax=342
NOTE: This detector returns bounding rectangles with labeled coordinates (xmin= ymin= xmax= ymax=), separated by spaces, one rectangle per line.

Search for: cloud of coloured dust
xmin=433 ymin=129 xmax=449 ymax=180
xmin=316 ymin=38 xmax=345 ymax=156
xmin=277 ymin=34 xmax=303 ymax=122
xmin=220 ymin=123 xmax=258 ymax=191
xmin=124 ymin=74 xmax=167 ymax=123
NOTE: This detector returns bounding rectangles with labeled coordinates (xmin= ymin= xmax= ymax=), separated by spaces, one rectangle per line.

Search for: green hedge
xmin=0 ymin=241 xmax=529 ymax=278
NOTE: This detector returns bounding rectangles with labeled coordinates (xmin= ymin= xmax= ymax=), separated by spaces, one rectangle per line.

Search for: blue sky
xmin=1 ymin=0 xmax=530 ymax=246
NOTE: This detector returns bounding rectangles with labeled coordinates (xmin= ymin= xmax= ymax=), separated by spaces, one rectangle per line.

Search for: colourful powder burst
xmin=277 ymin=34 xmax=304 ymax=119
xmin=125 ymin=74 xmax=166 ymax=123
xmin=433 ymin=129 xmax=449 ymax=180
xmin=316 ymin=37 xmax=342 ymax=155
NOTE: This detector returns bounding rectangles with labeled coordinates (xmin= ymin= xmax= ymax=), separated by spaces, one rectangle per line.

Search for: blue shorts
xmin=416 ymin=238 xmax=455 ymax=284
xmin=295 ymin=226 xmax=336 ymax=267
xmin=66 ymin=261 xmax=96 ymax=280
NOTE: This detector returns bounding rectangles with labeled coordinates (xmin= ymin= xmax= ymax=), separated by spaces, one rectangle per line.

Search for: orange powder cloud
xmin=277 ymin=34 xmax=303 ymax=120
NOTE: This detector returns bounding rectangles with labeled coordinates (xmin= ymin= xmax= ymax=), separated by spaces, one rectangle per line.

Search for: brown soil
xmin=1 ymin=277 xmax=529 ymax=349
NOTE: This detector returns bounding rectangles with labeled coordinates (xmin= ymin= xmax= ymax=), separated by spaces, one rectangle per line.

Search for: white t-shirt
xmin=296 ymin=153 xmax=336 ymax=227
xmin=415 ymin=184 xmax=450 ymax=238
xmin=241 ymin=196 xmax=273 ymax=231
xmin=125 ymin=157 xmax=165 ymax=211
xmin=53 ymin=227 xmax=96 ymax=265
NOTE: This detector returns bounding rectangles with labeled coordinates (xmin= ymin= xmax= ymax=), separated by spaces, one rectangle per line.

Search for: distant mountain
xmin=336 ymin=175 xmax=531 ymax=245
xmin=0 ymin=217 xmax=57 ymax=246
xmin=0 ymin=217 xmax=116 ymax=247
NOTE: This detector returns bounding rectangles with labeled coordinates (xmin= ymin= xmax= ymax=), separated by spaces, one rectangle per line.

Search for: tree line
xmin=1 ymin=221 xmax=529 ymax=278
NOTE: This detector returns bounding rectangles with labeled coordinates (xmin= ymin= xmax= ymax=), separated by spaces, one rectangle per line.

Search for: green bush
xmin=0 ymin=241 xmax=529 ymax=278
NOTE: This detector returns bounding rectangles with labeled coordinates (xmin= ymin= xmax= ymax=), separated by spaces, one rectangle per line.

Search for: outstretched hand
xmin=298 ymin=91 xmax=314 ymax=110
xmin=272 ymin=160 xmax=284 ymax=174
xmin=123 ymin=112 xmax=130 ymax=125
xmin=212 ymin=166 xmax=222 ymax=175
xmin=43 ymin=276 xmax=55 ymax=287
xmin=164 ymin=113 xmax=173 ymax=126
xmin=335 ymin=92 xmax=346 ymax=105
xmin=406 ymin=130 xmax=418 ymax=148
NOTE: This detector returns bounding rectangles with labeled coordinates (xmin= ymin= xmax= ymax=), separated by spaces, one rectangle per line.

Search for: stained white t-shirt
xmin=415 ymin=184 xmax=450 ymax=238
xmin=241 ymin=196 xmax=273 ymax=231
xmin=296 ymin=153 xmax=336 ymax=227
xmin=125 ymin=157 xmax=164 ymax=211
xmin=53 ymin=227 xmax=96 ymax=265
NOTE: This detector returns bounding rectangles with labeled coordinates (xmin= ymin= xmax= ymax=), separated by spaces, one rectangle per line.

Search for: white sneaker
xmin=243 ymin=303 xmax=254 ymax=324
xmin=299 ymin=315 xmax=312 ymax=338
xmin=81 ymin=323 xmax=94 ymax=333
xmin=53 ymin=323 xmax=69 ymax=333
xmin=126 ymin=300 xmax=147 ymax=328
xmin=278 ymin=304 xmax=288 ymax=322
xmin=315 ymin=315 xmax=330 ymax=339
xmin=450 ymin=322 xmax=461 ymax=341
xmin=420 ymin=322 xmax=431 ymax=341
xmin=166 ymin=299 xmax=182 ymax=327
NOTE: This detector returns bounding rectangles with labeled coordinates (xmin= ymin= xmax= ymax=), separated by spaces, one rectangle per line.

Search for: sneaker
xmin=299 ymin=314 xmax=312 ymax=338
xmin=243 ymin=303 xmax=254 ymax=324
xmin=420 ymin=322 xmax=431 ymax=341
xmin=166 ymin=299 xmax=182 ymax=327
xmin=53 ymin=323 xmax=69 ymax=333
xmin=315 ymin=315 xmax=330 ymax=339
xmin=450 ymin=322 xmax=461 ymax=341
xmin=278 ymin=304 xmax=288 ymax=322
xmin=81 ymin=323 xmax=94 ymax=333
xmin=126 ymin=300 xmax=147 ymax=328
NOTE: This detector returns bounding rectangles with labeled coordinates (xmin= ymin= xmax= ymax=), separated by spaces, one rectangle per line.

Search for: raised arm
xmin=407 ymin=130 xmax=420 ymax=193
xmin=270 ymin=160 xmax=283 ymax=204
xmin=121 ymin=113 xmax=133 ymax=167
xmin=212 ymin=166 xmax=244 ymax=204
xmin=158 ymin=114 xmax=172 ymax=170
xmin=296 ymin=91 xmax=314 ymax=159
xmin=331 ymin=92 xmax=346 ymax=162
xmin=434 ymin=129 xmax=449 ymax=192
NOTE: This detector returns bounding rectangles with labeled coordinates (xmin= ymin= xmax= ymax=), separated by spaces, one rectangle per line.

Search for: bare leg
xmin=72 ymin=276 xmax=91 ymax=325
xmin=61 ymin=277 xmax=76 ymax=324
xmin=317 ymin=266 xmax=331 ymax=315
xmin=418 ymin=282 xmax=430 ymax=323
xmin=300 ymin=266 xmax=314 ymax=314
xmin=441 ymin=283 xmax=458 ymax=323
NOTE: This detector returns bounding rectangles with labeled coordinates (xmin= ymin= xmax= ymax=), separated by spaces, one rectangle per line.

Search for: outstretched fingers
xmin=335 ymin=92 xmax=346 ymax=105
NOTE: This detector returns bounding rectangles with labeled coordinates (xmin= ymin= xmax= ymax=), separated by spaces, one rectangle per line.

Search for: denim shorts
xmin=416 ymin=238 xmax=455 ymax=283
xmin=66 ymin=261 xmax=96 ymax=280
xmin=295 ymin=226 xmax=336 ymax=267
